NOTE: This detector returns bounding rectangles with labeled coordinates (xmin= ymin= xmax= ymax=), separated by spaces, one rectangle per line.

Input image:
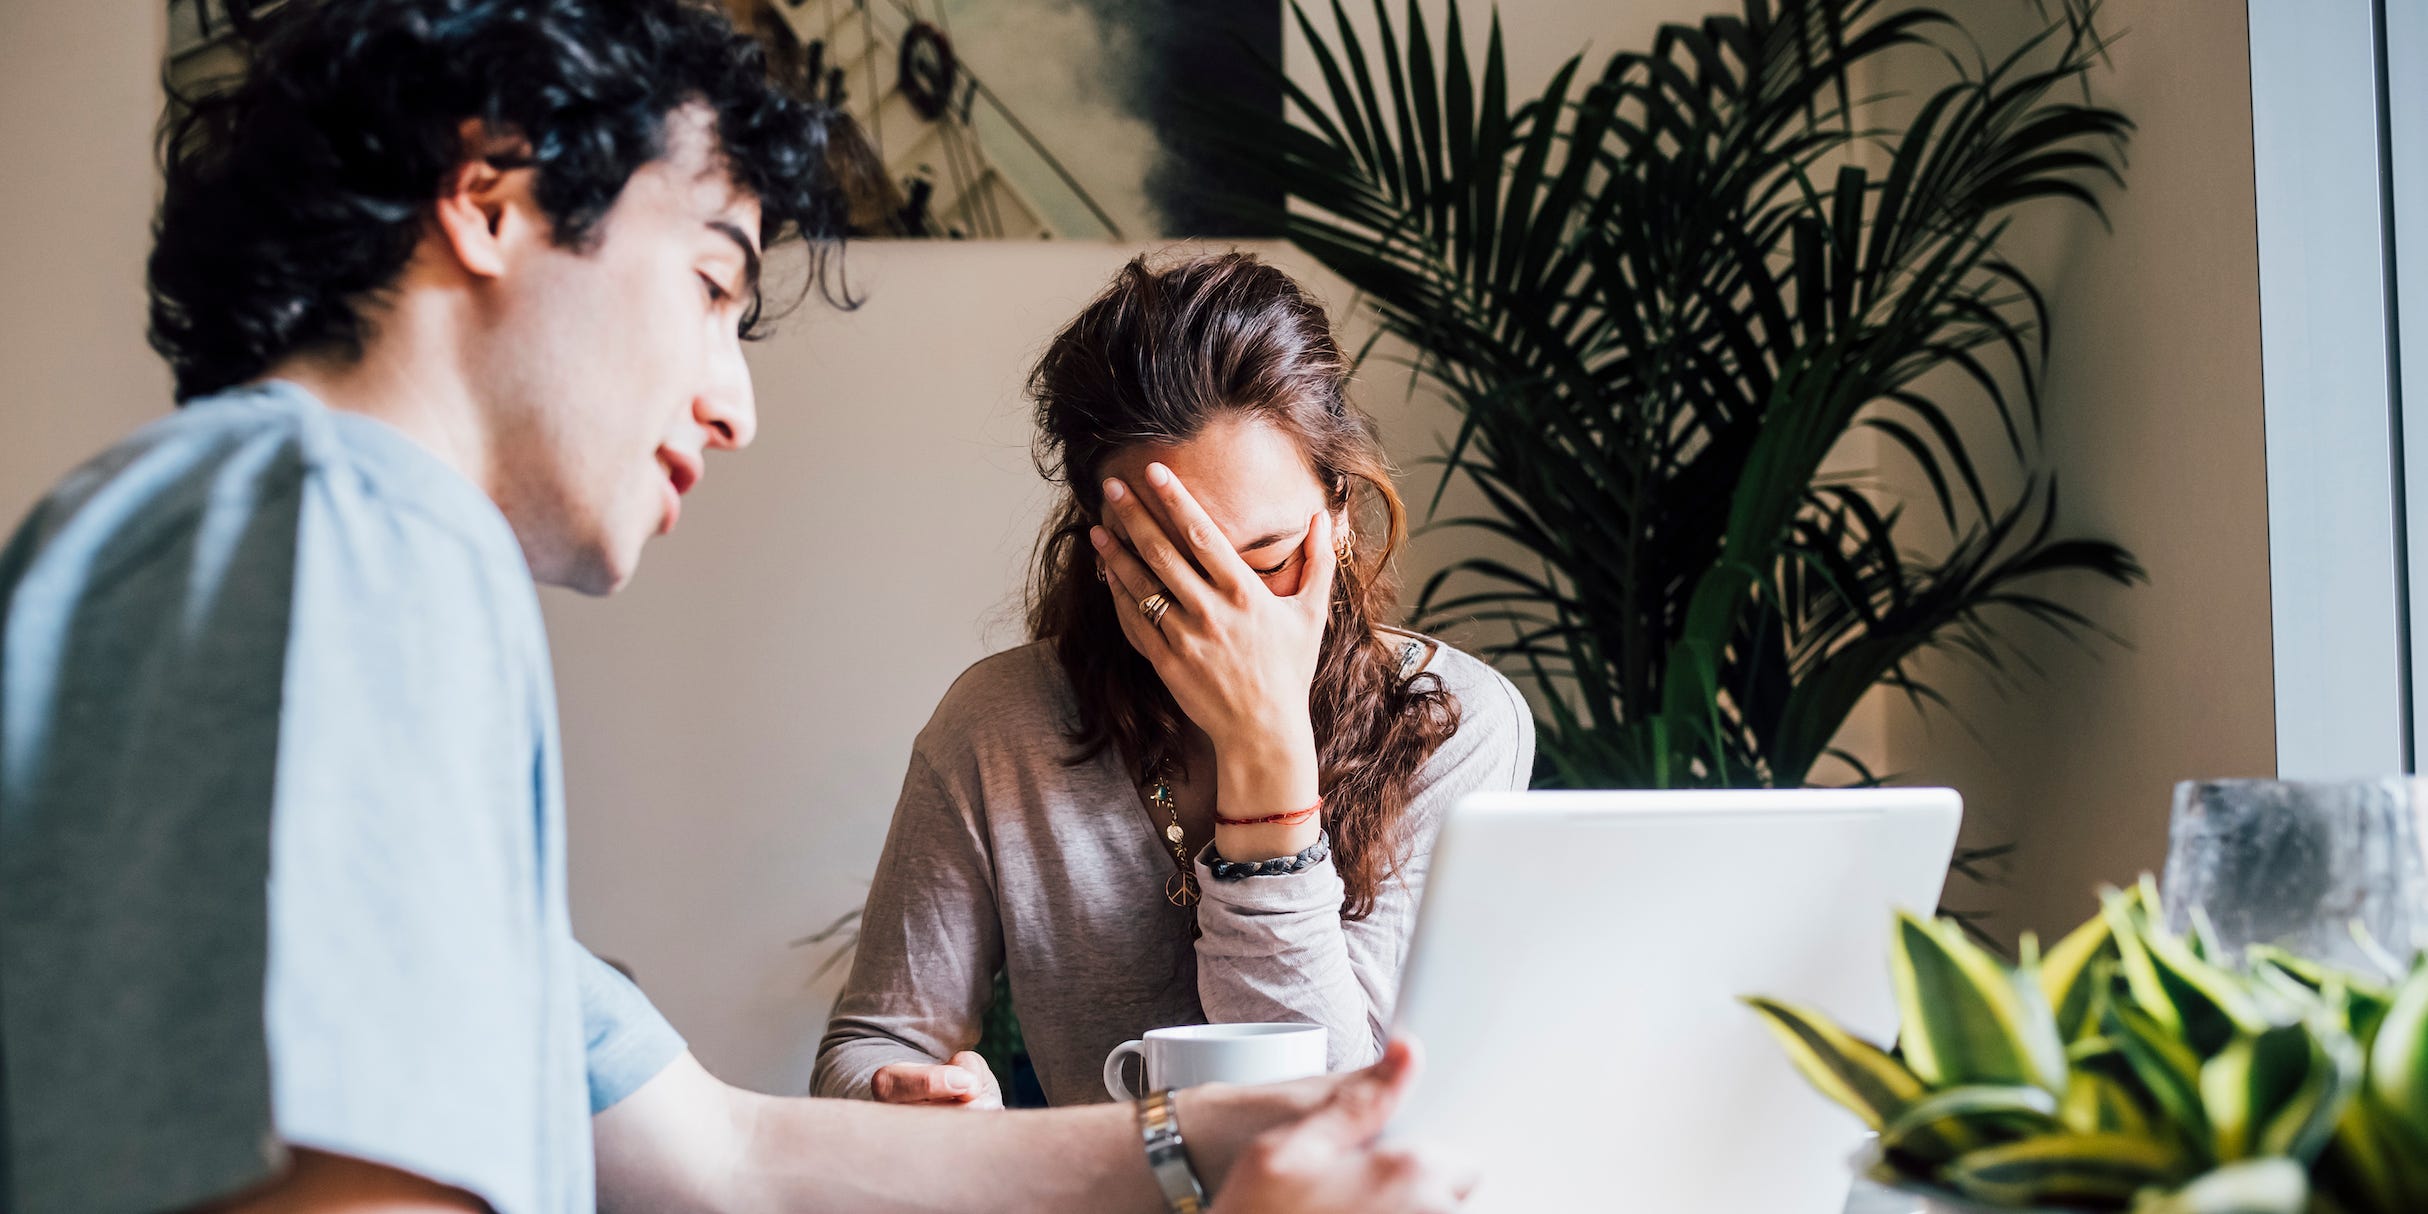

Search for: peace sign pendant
xmin=1166 ymin=869 xmax=1200 ymax=908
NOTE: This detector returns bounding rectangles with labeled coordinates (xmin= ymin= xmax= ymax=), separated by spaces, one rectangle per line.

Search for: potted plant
xmin=1750 ymin=879 xmax=2428 ymax=1212
xmin=1196 ymin=0 xmax=2143 ymax=792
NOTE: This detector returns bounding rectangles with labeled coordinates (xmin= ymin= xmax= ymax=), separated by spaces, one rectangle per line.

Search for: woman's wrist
xmin=1210 ymin=722 xmax=1320 ymax=861
xmin=1208 ymin=819 xmax=1321 ymax=863
xmin=1206 ymin=831 xmax=1329 ymax=881
xmin=1210 ymin=717 xmax=1318 ymax=794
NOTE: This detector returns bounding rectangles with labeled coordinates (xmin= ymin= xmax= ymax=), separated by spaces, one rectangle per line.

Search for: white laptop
xmin=1386 ymin=788 xmax=1962 ymax=1214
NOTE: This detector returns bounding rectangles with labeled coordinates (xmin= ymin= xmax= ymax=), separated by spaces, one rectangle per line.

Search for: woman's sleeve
xmin=810 ymin=750 xmax=1004 ymax=1099
xmin=1191 ymin=662 xmax=1535 ymax=1070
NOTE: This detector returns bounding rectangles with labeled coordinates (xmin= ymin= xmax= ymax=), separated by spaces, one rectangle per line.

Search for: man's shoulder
xmin=14 ymin=386 xmax=315 ymax=575
xmin=6 ymin=382 xmax=518 ymax=604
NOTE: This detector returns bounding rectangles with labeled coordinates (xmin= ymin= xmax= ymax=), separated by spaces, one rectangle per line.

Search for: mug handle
xmin=1103 ymin=1039 xmax=1148 ymax=1101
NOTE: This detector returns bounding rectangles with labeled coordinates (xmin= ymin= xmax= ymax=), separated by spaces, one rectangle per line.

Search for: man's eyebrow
xmin=707 ymin=219 xmax=762 ymax=295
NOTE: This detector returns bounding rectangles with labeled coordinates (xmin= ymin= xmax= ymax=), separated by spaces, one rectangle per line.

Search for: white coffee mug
xmin=1102 ymin=1023 xmax=1328 ymax=1099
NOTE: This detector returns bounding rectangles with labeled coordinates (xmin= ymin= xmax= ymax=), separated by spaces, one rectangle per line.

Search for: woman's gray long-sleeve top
xmin=811 ymin=633 xmax=1533 ymax=1106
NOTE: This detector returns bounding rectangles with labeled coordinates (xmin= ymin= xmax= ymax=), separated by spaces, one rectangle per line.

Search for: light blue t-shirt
xmin=0 ymin=381 xmax=685 ymax=1214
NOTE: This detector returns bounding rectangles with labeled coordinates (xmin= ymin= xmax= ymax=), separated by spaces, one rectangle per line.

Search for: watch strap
xmin=1136 ymin=1089 xmax=1207 ymax=1214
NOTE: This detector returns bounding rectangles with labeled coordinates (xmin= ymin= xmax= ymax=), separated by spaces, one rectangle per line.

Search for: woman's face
xmin=1098 ymin=412 xmax=1341 ymax=597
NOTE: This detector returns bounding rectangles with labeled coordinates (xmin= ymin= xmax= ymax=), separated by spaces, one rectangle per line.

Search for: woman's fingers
xmin=1093 ymin=527 xmax=1174 ymax=663
xmin=1292 ymin=509 xmax=1340 ymax=619
xmin=1100 ymin=478 xmax=1212 ymax=614
xmin=1092 ymin=523 xmax=1158 ymax=596
xmin=872 ymin=1061 xmax=984 ymax=1105
xmin=1140 ymin=463 xmax=1255 ymax=597
xmin=945 ymin=1051 xmax=1007 ymax=1110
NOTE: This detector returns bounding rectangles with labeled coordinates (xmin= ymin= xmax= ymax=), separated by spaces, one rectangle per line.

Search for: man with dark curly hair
xmin=0 ymin=3 xmax=1471 ymax=1213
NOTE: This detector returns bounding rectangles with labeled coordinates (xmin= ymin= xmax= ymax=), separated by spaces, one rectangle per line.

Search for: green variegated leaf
xmin=2011 ymin=945 xmax=2074 ymax=1090
xmin=2128 ymin=1157 xmax=2308 ymax=1214
xmin=2044 ymin=908 xmax=2121 ymax=1043
xmin=2105 ymin=1000 xmax=2213 ymax=1155
xmin=1892 ymin=910 xmax=2067 ymax=1092
xmin=2367 ymin=961 xmax=2428 ymax=1137
xmin=1940 ymin=1132 xmax=2190 ymax=1208
xmin=2248 ymin=947 xmax=2397 ymax=1051
xmin=2105 ymin=886 xmax=2266 ymax=1058
xmin=2186 ymin=908 xmax=2229 ymax=966
xmin=2200 ymin=1022 xmax=2359 ymax=1164
xmin=2347 ymin=923 xmax=2410 ymax=982
xmin=1743 ymin=995 xmax=1925 ymax=1130
xmin=2264 ymin=1025 xmax=2358 ymax=1164
xmin=2060 ymin=1062 xmax=2156 ymax=1138
xmin=2200 ymin=1027 xmax=2293 ymax=1163
xmin=2331 ymin=985 xmax=2393 ymax=1056
xmin=2245 ymin=944 xmax=2332 ymax=991
xmin=2331 ymin=960 xmax=2428 ymax=1209
xmin=2312 ymin=1090 xmax=2428 ymax=1214
xmin=1879 ymin=1083 xmax=2061 ymax=1164
xmin=2245 ymin=962 xmax=2327 ymax=1026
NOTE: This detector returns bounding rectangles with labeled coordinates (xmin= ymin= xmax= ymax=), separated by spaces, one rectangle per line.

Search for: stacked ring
xmin=1138 ymin=592 xmax=1172 ymax=627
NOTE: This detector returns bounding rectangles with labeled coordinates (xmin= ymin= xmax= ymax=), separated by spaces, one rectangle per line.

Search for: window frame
xmin=2250 ymin=0 xmax=2415 ymax=776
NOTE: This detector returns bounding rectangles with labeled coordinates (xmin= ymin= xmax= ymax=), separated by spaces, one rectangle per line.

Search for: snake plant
xmin=1750 ymin=879 xmax=2428 ymax=1212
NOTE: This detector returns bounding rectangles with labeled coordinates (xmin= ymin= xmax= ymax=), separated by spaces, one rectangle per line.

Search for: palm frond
xmin=1192 ymin=0 xmax=2139 ymax=802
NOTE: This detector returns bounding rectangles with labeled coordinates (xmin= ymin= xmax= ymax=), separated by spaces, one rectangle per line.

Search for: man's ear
xmin=431 ymin=119 xmax=540 ymax=281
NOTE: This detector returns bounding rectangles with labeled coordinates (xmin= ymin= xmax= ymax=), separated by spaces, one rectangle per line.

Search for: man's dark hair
xmin=149 ymin=0 xmax=846 ymax=401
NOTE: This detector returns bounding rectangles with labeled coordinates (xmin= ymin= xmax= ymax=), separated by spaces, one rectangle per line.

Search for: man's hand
xmin=870 ymin=1052 xmax=1004 ymax=1109
xmin=1210 ymin=1040 xmax=1474 ymax=1214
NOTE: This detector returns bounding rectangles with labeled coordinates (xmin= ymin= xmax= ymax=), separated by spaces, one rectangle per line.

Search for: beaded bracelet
xmin=1205 ymin=831 xmax=1331 ymax=881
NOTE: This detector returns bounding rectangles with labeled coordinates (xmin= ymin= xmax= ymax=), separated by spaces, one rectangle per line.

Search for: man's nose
xmin=698 ymin=343 xmax=757 ymax=451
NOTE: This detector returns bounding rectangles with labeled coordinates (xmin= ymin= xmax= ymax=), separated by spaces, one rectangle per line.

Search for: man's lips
xmin=657 ymin=450 xmax=703 ymax=536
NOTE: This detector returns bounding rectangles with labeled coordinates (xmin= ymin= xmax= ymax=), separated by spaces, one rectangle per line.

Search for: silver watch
xmin=1136 ymin=1089 xmax=1207 ymax=1214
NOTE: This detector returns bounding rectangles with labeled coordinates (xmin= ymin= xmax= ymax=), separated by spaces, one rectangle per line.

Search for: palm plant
xmin=1196 ymin=0 xmax=2144 ymax=789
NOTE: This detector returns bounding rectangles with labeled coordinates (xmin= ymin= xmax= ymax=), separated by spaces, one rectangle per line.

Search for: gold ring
xmin=1138 ymin=592 xmax=1172 ymax=627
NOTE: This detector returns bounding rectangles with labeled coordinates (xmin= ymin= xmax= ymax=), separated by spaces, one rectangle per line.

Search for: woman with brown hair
xmin=811 ymin=252 xmax=1533 ymax=1108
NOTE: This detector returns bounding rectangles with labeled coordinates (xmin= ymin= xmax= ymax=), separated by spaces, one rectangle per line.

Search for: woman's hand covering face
xmin=1090 ymin=462 xmax=1336 ymax=757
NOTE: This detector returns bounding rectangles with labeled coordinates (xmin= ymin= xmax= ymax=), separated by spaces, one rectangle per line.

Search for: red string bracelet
xmin=1216 ymin=798 xmax=1324 ymax=828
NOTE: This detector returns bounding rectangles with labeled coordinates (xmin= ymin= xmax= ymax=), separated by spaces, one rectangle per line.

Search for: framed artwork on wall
xmin=739 ymin=0 xmax=1283 ymax=239
xmin=164 ymin=0 xmax=1284 ymax=241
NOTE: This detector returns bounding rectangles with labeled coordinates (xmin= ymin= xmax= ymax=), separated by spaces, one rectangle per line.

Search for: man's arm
xmin=594 ymin=1042 xmax=1465 ymax=1214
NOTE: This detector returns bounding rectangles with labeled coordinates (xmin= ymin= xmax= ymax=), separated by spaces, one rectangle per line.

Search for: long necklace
xmin=1148 ymin=766 xmax=1200 ymax=909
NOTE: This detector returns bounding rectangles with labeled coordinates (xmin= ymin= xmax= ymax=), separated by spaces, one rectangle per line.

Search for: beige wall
xmin=0 ymin=0 xmax=2279 ymax=1095
xmin=547 ymin=232 xmax=1584 ymax=1092
xmin=551 ymin=1 xmax=1718 ymax=1093
xmin=554 ymin=0 xmax=2282 ymax=1091
xmin=1883 ymin=0 xmax=2278 ymax=945
xmin=551 ymin=240 xmax=1132 ymax=1091
xmin=0 ymin=0 xmax=169 ymax=520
